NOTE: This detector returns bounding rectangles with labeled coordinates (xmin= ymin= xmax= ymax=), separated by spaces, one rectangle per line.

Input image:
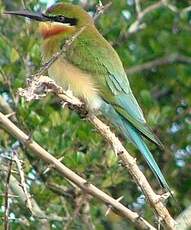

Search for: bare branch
xmin=162 ymin=0 xmax=178 ymax=13
xmin=11 ymin=177 xmax=50 ymax=228
xmin=135 ymin=0 xmax=142 ymax=18
xmin=140 ymin=0 xmax=164 ymax=17
xmin=2 ymin=74 xmax=177 ymax=229
xmin=128 ymin=0 xmax=164 ymax=34
xmin=126 ymin=53 xmax=191 ymax=75
xmin=0 ymin=111 xmax=156 ymax=230
xmin=2 ymin=2 xmax=179 ymax=229
xmin=81 ymin=198 xmax=95 ymax=230
xmin=12 ymin=151 xmax=33 ymax=213
xmin=0 ymin=95 xmax=17 ymax=122
xmin=181 ymin=6 xmax=191 ymax=14
xmin=33 ymin=26 xmax=87 ymax=78
xmin=63 ymin=192 xmax=86 ymax=230
xmin=4 ymin=154 xmax=13 ymax=230
xmin=94 ymin=1 xmax=112 ymax=21
xmin=119 ymin=0 xmax=186 ymax=41
xmin=43 ymin=156 xmax=65 ymax=174
xmin=1 ymin=153 xmax=53 ymax=228
xmin=176 ymin=205 xmax=191 ymax=230
xmin=105 ymin=196 xmax=124 ymax=216
xmin=87 ymin=115 xmax=175 ymax=229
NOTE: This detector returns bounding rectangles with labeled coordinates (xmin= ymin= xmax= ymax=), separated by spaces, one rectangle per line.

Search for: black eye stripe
xmin=59 ymin=17 xmax=77 ymax=26
xmin=43 ymin=14 xmax=77 ymax=26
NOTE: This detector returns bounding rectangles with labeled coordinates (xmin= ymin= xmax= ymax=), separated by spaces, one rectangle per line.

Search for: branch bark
xmin=176 ymin=205 xmax=191 ymax=230
xmin=126 ymin=53 xmax=191 ymax=75
xmin=126 ymin=0 xmax=165 ymax=36
xmin=0 ymin=160 xmax=52 ymax=229
xmin=117 ymin=0 xmax=190 ymax=42
xmin=9 ymin=175 xmax=50 ymax=230
xmin=3 ymin=155 xmax=12 ymax=230
xmin=17 ymin=75 xmax=176 ymax=229
xmin=2 ymin=2 xmax=179 ymax=229
xmin=0 ymin=111 xmax=156 ymax=230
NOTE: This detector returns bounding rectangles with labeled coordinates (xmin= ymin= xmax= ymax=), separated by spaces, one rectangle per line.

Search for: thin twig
xmin=128 ymin=0 xmax=164 ymax=34
xmin=0 ymin=194 xmax=19 ymax=198
xmin=117 ymin=0 xmax=182 ymax=42
xmin=105 ymin=196 xmax=124 ymax=216
xmin=0 ymin=163 xmax=51 ymax=228
xmin=181 ymin=5 xmax=191 ymax=14
xmin=13 ymin=150 xmax=33 ymax=213
xmin=176 ymin=205 xmax=191 ymax=230
xmin=81 ymin=198 xmax=95 ymax=230
xmin=126 ymin=53 xmax=191 ymax=75
xmin=162 ymin=0 xmax=178 ymax=13
xmin=135 ymin=0 xmax=142 ymax=18
xmin=63 ymin=193 xmax=85 ymax=230
xmin=140 ymin=0 xmax=164 ymax=18
xmin=46 ymin=182 xmax=73 ymax=198
xmin=94 ymin=1 xmax=112 ymax=21
xmin=4 ymin=154 xmax=13 ymax=230
xmin=33 ymin=26 xmax=86 ymax=78
xmin=43 ymin=156 xmax=64 ymax=174
xmin=0 ymin=95 xmax=17 ymax=122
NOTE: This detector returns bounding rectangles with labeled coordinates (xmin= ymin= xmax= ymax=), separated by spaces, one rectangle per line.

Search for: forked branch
xmin=17 ymin=75 xmax=176 ymax=229
xmin=0 ymin=111 xmax=156 ymax=230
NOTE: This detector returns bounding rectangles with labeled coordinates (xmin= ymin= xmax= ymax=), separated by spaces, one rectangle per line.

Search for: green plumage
xmin=64 ymin=25 xmax=169 ymax=190
xmin=66 ymin=26 xmax=163 ymax=146
xmin=47 ymin=3 xmax=170 ymax=191
xmin=40 ymin=3 xmax=171 ymax=191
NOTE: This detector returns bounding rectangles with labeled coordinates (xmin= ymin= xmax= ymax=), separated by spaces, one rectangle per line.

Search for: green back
xmin=65 ymin=25 xmax=162 ymax=147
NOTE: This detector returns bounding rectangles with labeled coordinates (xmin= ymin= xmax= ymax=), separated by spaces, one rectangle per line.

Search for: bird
xmin=5 ymin=3 xmax=170 ymax=192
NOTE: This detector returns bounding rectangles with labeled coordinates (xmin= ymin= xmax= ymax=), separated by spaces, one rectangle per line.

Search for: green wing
xmin=66 ymin=26 xmax=163 ymax=147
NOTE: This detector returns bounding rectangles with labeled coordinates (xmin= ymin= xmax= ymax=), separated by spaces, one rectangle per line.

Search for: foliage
xmin=0 ymin=0 xmax=191 ymax=229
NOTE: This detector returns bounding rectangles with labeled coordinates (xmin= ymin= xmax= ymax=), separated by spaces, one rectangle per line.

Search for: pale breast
xmin=48 ymin=58 xmax=103 ymax=111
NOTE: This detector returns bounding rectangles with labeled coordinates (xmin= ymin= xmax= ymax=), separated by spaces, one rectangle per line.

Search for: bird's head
xmin=5 ymin=3 xmax=93 ymax=40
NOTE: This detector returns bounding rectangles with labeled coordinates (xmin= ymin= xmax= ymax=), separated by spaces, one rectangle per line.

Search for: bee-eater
xmin=5 ymin=3 xmax=170 ymax=191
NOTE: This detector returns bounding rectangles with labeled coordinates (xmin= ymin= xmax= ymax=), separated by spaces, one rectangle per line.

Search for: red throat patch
xmin=39 ymin=22 xmax=73 ymax=39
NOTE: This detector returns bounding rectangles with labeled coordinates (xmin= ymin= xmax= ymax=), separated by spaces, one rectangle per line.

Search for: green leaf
xmin=10 ymin=48 xmax=19 ymax=63
xmin=140 ymin=89 xmax=153 ymax=107
xmin=106 ymin=149 xmax=117 ymax=167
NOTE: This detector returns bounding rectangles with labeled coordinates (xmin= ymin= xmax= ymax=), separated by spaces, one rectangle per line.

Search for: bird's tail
xmin=120 ymin=116 xmax=170 ymax=191
xmin=100 ymin=102 xmax=170 ymax=192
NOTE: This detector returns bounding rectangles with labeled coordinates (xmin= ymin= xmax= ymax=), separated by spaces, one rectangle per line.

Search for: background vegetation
xmin=0 ymin=0 xmax=191 ymax=229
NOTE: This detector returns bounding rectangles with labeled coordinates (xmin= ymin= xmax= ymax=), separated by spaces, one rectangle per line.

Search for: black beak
xmin=4 ymin=10 xmax=50 ymax=22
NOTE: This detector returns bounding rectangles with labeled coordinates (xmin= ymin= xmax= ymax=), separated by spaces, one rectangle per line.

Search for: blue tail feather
xmin=100 ymin=102 xmax=170 ymax=191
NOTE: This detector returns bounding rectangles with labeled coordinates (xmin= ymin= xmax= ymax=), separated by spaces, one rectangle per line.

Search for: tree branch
xmin=2 ymin=1 xmax=178 ymax=228
xmin=118 ymin=0 xmax=190 ymax=42
xmin=127 ymin=0 xmax=164 ymax=35
xmin=12 ymin=150 xmax=33 ymax=213
xmin=176 ymin=205 xmax=191 ymax=230
xmin=126 ymin=53 xmax=191 ymax=75
xmin=18 ymin=75 xmax=176 ymax=229
xmin=3 ymin=155 xmax=12 ymax=230
xmin=0 ymin=95 xmax=17 ymax=122
xmin=0 ymin=111 xmax=156 ymax=230
xmin=1 ymin=74 xmax=177 ymax=229
xmin=81 ymin=198 xmax=95 ymax=230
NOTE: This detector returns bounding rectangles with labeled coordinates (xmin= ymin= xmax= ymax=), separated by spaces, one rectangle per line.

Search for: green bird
xmin=5 ymin=3 xmax=170 ymax=191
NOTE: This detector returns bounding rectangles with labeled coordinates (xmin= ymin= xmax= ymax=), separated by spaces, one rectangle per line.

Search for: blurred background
xmin=0 ymin=0 xmax=191 ymax=229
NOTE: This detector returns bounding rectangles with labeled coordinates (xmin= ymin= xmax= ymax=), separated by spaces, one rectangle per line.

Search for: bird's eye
xmin=56 ymin=15 xmax=65 ymax=22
